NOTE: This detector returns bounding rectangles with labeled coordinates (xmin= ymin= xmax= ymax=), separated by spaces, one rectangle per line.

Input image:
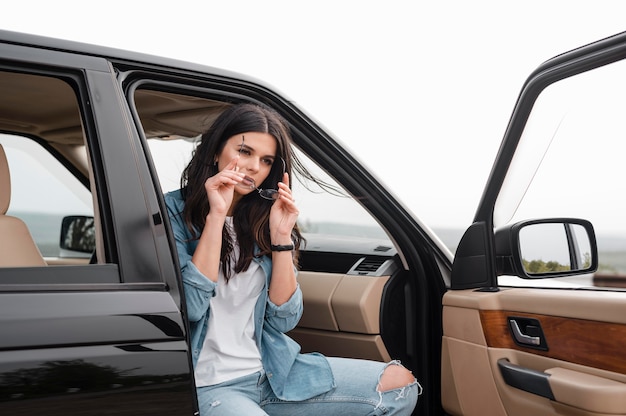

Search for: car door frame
xmin=445 ymin=31 xmax=626 ymax=416
xmin=111 ymin=58 xmax=452 ymax=414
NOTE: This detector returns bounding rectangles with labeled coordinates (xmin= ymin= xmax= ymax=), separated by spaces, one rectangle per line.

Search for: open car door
xmin=443 ymin=31 xmax=626 ymax=415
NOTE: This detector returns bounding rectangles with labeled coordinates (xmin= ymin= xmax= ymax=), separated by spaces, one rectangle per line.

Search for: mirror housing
xmin=59 ymin=215 xmax=95 ymax=257
xmin=495 ymin=218 xmax=598 ymax=279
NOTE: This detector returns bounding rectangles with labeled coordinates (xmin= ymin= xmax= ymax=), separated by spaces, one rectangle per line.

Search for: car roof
xmin=0 ymin=29 xmax=257 ymax=82
xmin=0 ymin=29 xmax=290 ymax=146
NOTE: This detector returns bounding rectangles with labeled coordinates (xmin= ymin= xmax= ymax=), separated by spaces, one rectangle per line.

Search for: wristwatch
xmin=270 ymin=244 xmax=294 ymax=252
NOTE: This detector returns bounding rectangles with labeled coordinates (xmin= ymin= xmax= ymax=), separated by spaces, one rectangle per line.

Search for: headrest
xmin=0 ymin=144 xmax=10 ymax=215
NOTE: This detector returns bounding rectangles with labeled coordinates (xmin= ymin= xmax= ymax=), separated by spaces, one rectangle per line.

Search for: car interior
xmin=0 ymin=69 xmax=410 ymax=367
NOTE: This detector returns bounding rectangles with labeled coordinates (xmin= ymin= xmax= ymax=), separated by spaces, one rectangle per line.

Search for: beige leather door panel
xmin=289 ymin=271 xmax=391 ymax=362
xmin=442 ymin=288 xmax=626 ymax=416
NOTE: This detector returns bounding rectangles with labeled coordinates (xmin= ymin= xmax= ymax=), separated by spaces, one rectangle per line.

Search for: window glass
xmin=495 ymin=58 xmax=626 ymax=290
xmin=1 ymin=134 xmax=93 ymax=259
xmin=290 ymin=151 xmax=388 ymax=240
xmin=0 ymin=69 xmax=103 ymax=279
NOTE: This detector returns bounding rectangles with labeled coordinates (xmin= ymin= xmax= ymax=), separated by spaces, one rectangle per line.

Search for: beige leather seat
xmin=0 ymin=144 xmax=46 ymax=266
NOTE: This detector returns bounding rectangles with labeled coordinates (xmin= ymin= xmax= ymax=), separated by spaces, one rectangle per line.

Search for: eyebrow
xmin=241 ymin=145 xmax=276 ymax=159
xmin=238 ymin=138 xmax=277 ymax=160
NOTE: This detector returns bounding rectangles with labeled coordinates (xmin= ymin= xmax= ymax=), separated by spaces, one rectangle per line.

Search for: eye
xmin=239 ymin=147 xmax=251 ymax=156
xmin=262 ymin=158 xmax=275 ymax=166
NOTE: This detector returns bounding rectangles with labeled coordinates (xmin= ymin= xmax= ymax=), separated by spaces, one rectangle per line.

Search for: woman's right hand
xmin=203 ymin=157 xmax=243 ymax=216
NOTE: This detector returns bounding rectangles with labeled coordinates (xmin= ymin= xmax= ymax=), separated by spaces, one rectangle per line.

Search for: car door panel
xmin=441 ymin=302 xmax=507 ymax=416
xmin=289 ymin=270 xmax=392 ymax=362
xmin=441 ymin=30 xmax=626 ymax=416
xmin=0 ymin=289 xmax=194 ymax=415
xmin=442 ymin=289 xmax=626 ymax=416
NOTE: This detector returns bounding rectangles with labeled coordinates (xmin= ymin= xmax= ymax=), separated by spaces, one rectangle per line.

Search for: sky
xmin=3 ymin=1 xmax=626 ymax=230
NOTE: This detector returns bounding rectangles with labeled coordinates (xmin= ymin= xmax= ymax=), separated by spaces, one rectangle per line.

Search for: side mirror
xmin=495 ymin=218 xmax=598 ymax=279
xmin=59 ymin=215 xmax=95 ymax=257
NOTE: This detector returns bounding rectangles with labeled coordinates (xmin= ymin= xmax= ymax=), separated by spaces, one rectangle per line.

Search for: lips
xmin=241 ymin=176 xmax=256 ymax=189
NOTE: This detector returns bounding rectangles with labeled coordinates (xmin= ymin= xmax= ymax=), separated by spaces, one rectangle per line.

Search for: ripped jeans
xmin=196 ymin=357 xmax=422 ymax=415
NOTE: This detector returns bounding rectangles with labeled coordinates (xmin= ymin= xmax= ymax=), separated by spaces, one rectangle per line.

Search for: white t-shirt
xmin=194 ymin=217 xmax=264 ymax=387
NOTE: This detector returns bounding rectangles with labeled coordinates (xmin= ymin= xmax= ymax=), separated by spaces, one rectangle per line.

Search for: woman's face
xmin=217 ymin=132 xmax=278 ymax=197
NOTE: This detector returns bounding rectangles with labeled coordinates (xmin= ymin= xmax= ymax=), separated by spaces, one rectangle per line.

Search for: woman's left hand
xmin=269 ymin=172 xmax=299 ymax=243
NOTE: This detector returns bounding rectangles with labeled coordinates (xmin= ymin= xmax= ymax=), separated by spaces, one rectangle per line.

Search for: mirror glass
xmin=60 ymin=215 xmax=95 ymax=256
xmin=519 ymin=222 xmax=592 ymax=275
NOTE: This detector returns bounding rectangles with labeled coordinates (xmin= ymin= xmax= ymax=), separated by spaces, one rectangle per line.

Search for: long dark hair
xmin=180 ymin=103 xmax=303 ymax=281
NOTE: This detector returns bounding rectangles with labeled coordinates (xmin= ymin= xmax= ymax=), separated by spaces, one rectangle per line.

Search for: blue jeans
xmin=196 ymin=357 xmax=421 ymax=415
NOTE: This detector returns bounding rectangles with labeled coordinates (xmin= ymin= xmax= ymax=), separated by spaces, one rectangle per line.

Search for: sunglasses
xmin=239 ymin=135 xmax=285 ymax=200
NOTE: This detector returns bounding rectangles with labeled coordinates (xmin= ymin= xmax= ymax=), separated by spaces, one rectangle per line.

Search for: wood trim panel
xmin=480 ymin=310 xmax=626 ymax=375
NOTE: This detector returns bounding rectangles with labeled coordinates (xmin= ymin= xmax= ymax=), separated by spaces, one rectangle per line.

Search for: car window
xmin=0 ymin=134 xmax=93 ymax=258
xmin=133 ymin=89 xmax=390 ymax=248
xmin=0 ymin=68 xmax=118 ymax=285
xmin=495 ymin=58 xmax=626 ymax=290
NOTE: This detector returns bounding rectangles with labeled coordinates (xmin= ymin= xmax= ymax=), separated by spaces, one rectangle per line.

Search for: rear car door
xmin=443 ymin=32 xmax=626 ymax=415
xmin=0 ymin=35 xmax=196 ymax=415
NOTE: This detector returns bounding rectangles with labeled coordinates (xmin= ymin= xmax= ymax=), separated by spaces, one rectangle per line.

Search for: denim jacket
xmin=164 ymin=190 xmax=335 ymax=400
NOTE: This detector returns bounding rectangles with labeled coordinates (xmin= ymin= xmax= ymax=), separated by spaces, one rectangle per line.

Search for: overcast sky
xmin=3 ymin=1 xmax=626 ymax=230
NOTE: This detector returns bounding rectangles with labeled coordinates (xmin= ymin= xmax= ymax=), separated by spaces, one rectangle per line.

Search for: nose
xmin=241 ymin=157 xmax=260 ymax=173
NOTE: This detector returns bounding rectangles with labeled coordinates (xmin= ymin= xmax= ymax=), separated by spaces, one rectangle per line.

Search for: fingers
xmin=209 ymin=171 xmax=243 ymax=186
xmin=222 ymin=157 xmax=244 ymax=179
xmin=227 ymin=155 xmax=240 ymax=171
xmin=205 ymin=166 xmax=244 ymax=191
xmin=275 ymin=180 xmax=298 ymax=214
xmin=277 ymin=176 xmax=293 ymax=200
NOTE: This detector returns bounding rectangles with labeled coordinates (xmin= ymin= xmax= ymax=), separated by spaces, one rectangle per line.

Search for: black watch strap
xmin=271 ymin=244 xmax=294 ymax=252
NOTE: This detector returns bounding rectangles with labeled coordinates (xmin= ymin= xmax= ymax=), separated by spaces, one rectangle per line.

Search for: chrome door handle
xmin=509 ymin=319 xmax=541 ymax=346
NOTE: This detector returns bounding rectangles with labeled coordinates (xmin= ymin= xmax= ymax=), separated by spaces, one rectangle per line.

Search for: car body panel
xmin=0 ymin=290 xmax=195 ymax=415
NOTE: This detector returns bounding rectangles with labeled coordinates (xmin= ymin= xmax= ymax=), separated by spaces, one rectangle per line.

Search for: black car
xmin=1 ymin=28 xmax=625 ymax=416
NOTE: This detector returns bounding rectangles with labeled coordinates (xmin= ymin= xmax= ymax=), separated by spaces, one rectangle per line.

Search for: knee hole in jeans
xmin=377 ymin=362 xmax=416 ymax=392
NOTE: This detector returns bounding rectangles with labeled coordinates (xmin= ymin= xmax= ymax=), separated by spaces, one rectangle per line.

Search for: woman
xmin=165 ymin=103 xmax=420 ymax=415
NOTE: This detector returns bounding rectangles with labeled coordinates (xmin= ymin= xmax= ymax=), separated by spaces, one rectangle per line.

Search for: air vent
xmin=347 ymin=256 xmax=398 ymax=276
xmin=355 ymin=258 xmax=386 ymax=272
